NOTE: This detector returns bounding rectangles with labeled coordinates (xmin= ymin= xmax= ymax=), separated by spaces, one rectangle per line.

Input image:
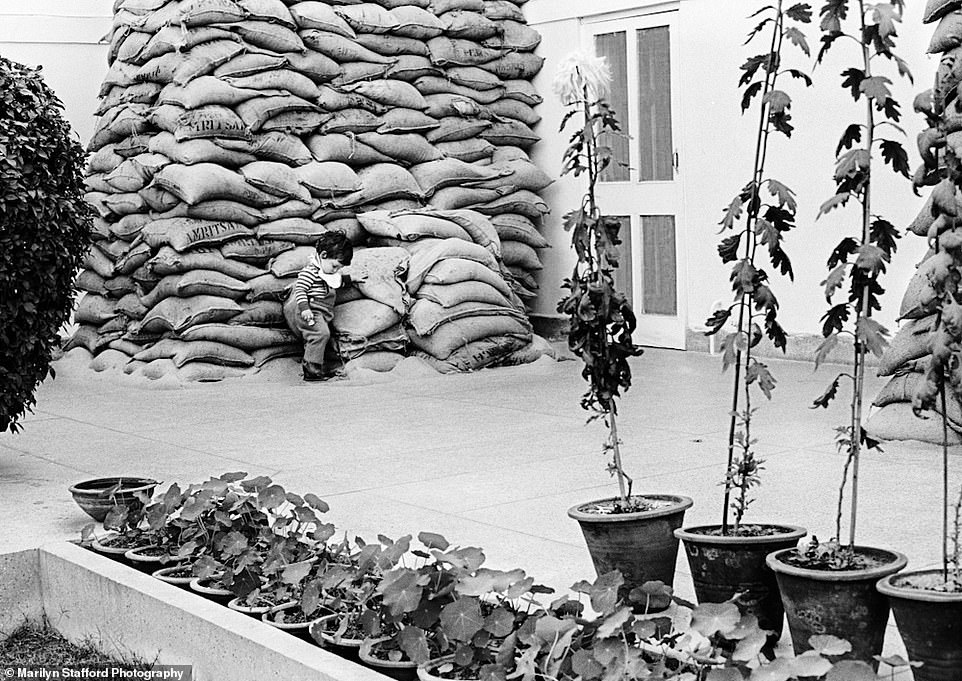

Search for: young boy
xmin=284 ymin=230 xmax=353 ymax=381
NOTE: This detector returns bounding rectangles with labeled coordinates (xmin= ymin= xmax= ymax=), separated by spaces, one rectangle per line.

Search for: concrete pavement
xmin=1 ymin=345 xmax=958 ymax=663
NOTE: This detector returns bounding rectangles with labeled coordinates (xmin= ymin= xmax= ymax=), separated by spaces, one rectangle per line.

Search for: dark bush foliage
xmin=0 ymin=57 xmax=92 ymax=433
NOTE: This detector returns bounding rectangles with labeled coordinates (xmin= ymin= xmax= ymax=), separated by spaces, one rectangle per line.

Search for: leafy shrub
xmin=0 ymin=57 xmax=92 ymax=433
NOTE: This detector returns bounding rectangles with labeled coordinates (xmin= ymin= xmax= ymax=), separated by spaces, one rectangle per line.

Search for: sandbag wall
xmin=865 ymin=4 xmax=962 ymax=443
xmin=71 ymin=0 xmax=554 ymax=380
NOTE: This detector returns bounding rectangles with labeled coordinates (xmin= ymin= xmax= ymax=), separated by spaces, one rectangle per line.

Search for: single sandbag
xmin=358 ymin=211 xmax=470 ymax=242
xmin=247 ymin=273 xmax=296 ymax=301
xmin=174 ymin=106 xmax=251 ymax=142
xmin=347 ymin=246 xmax=410 ymax=313
xmin=406 ymin=238 xmax=500 ymax=292
xmin=389 ymin=6 xmax=444 ymax=39
xmin=138 ymin=295 xmax=244 ymax=334
xmin=150 ymin=132 xmax=257 ymax=167
xmin=414 ymin=334 xmax=527 ymax=373
xmin=343 ymin=79 xmax=429 ymax=110
xmin=290 ymin=2 xmax=356 ymax=36
xmin=293 ymin=161 xmax=361 ymax=196
xmin=257 ymin=217 xmax=328 ymax=244
xmin=235 ymin=95 xmax=321 ymax=133
xmin=153 ymin=164 xmax=282 ymax=207
xmin=230 ymin=300 xmax=285 ymax=326
xmin=158 ymin=77 xmax=263 ymax=109
xmin=356 ymin=133 xmax=443 ymax=165
xmin=306 ymin=134 xmax=392 ymax=166
xmin=865 ymin=402 xmax=962 ymax=445
xmin=268 ymin=246 xmax=315 ymax=277
xmin=474 ymin=190 xmax=550 ymax=220
xmin=140 ymin=270 xmax=250 ymax=308
xmin=344 ymin=351 xmax=404 ymax=373
xmin=330 ymin=164 xmax=424 ymax=207
xmin=333 ymin=298 xmax=403 ymax=338
xmin=377 ymin=108 xmax=440 ymax=134
xmin=170 ymin=340 xmax=255 ymax=368
xmin=333 ymin=3 xmax=399 ymax=33
xmin=408 ymin=298 xmax=526 ymax=336
xmin=75 ymin=294 xmax=121 ymax=325
xmin=299 ymin=29 xmax=394 ymax=64
xmin=217 ymin=132 xmax=313 ymax=166
xmin=224 ymin=69 xmax=320 ymax=101
xmin=319 ymin=109 xmax=383 ymax=135
xmin=241 ymin=161 xmax=313 ymax=202
xmin=138 ymin=217 xmax=253 ymax=252
xmin=501 ymin=240 xmax=543 ymax=270
xmin=222 ymin=237 xmax=295 ymax=263
xmin=179 ymin=323 xmax=296 ymax=350
xmin=408 ymin=314 xmax=531 ymax=360
xmin=878 ymin=317 xmax=938 ymax=376
xmin=417 ymin=281 xmax=512 ymax=309
xmin=410 ymin=158 xmax=502 ymax=196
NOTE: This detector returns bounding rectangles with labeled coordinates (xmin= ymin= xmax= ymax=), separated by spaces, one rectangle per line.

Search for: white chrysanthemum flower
xmin=552 ymin=51 xmax=612 ymax=105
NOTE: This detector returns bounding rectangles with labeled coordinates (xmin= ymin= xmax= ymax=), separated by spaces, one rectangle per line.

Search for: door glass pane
xmin=636 ymin=26 xmax=673 ymax=181
xmin=594 ymin=31 xmax=630 ymax=182
xmin=609 ymin=216 xmax=632 ymax=308
xmin=642 ymin=215 xmax=676 ymax=315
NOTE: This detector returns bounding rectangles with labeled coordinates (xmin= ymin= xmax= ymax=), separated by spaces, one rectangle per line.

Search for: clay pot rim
xmin=189 ymin=576 xmax=232 ymax=596
xmin=675 ymin=524 xmax=806 ymax=545
xmin=766 ymin=546 xmax=908 ymax=582
xmin=567 ymin=495 xmax=693 ymax=524
xmin=313 ymin=613 xmax=364 ymax=645
xmin=68 ymin=477 xmax=159 ymax=496
xmin=227 ymin=596 xmax=274 ymax=613
xmin=358 ymin=644 xmax=418 ymax=670
xmin=418 ymin=655 xmax=460 ymax=681
xmin=876 ymin=568 xmax=962 ymax=603
xmin=152 ymin=565 xmax=194 ymax=582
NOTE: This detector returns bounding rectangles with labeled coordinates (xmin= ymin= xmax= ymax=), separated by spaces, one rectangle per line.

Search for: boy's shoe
xmin=302 ymin=370 xmax=327 ymax=382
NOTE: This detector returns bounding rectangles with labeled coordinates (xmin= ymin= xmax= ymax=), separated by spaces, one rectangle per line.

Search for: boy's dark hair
xmin=315 ymin=230 xmax=353 ymax=264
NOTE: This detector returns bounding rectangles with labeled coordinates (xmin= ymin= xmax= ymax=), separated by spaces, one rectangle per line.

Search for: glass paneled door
xmin=584 ymin=11 xmax=686 ymax=350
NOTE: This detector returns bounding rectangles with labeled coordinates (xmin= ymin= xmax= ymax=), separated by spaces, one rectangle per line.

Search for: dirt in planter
xmin=131 ymin=546 xmax=170 ymax=558
xmin=271 ymin=607 xmax=313 ymax=624
xmin=95 ymin=534 xmax=149 ymax=549
xmin=0 ymin=620 xmax=153 ymax=669
xmin=158 ymin=566 xmax=194 ymax=578
xmin=894 ymin=572 xmax=962 ymax=593
xmin=579 ymin=496 xmax=677 ymax=515
xmin=693 ymin=525 xmax=794 ymax=538
xmin=777 ymin=546 xmax=887 ymax=572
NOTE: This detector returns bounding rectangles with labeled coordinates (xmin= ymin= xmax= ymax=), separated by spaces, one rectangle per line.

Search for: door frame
xmin=580 ymin=8 xmax=688 ymax=350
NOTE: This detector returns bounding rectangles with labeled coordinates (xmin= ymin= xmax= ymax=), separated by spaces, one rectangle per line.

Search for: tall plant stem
xmin=941 ymin=377 xmax=950 ymax=581
xmin=847 ymin=0 xmax=874 ymax=550
xmin=722 ymin=1 xmax=784 ymax=534
xmin=610 ymin=411 xmax=628 ymax=501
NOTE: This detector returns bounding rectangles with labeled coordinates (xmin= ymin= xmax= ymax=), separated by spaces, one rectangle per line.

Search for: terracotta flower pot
xmin=418 ymin=655 xmax=460 ymax=681
xmin=189 ymin=576 xmax=233 ymax=604
xmin=358 ymin=644 xmax=418 ymax=681
xmin=68 ymin=477 xmax=158 ymax=522
xmin=89 ymin=533 xmax=150 ymax=562
xmin=310 ymin=613 xmax=363 ymax=660
xmin=876 ymin=569 xmax=962 ymax=681
xmin=674 ymin=524 xmax=806 ymax=640
xmin=262 ymin=602 xmax=332 ymax=642
xmin=568 ymin=495 xmax=693 ymax=610
xmin=124 ymin=545 xmax=178 ymax=572
xmin=766 ymin=546 xmax=907 ymax=667
xmin=227 ymin=596 xmax=274 ymax=618
xmin=152 ymin=564 xmax=195 ymax=587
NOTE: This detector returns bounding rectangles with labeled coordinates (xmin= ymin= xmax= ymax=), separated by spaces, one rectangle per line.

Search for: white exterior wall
xmin=527 ymin=0 xmax=936 ymax=345
xmin=0 ymin=0 xmax=937 ymax=345
xmin=0 ymin=1 xmax=112 ymax=145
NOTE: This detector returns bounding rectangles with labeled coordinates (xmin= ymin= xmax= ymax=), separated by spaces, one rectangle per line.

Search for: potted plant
xmin=675 ymin=0 xmax=811 ymax=642
xmin=767 ymin=0 xmax=910 ymax=665
xmin=874 ymin=60 xmax=962 ymax=675
xmin=553 ymin=50 xmax=692 ymax=606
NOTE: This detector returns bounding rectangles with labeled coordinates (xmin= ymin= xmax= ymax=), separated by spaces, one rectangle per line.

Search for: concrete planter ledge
xmin=1 ymin=542 xmax=386 ymax=681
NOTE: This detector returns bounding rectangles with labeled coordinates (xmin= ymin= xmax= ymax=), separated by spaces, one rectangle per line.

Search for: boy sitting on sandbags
xmin=284 ymin=231 xmax=354 ymax=381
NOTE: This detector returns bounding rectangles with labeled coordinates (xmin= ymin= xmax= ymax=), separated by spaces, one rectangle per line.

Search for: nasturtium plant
xmin=0 ymin=57 xmax=93 ymax=433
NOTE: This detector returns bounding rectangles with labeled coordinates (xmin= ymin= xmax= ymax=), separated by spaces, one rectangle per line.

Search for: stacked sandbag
xmin=73 ymin=0 xmax=550 ymax=380
xmin=866 ymin=2 xmax=962 ymax=442
xmin=332 ymin=246 xmax=411 ymax=370
xmin=356 ymin=209 xmax=536 ymax=372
